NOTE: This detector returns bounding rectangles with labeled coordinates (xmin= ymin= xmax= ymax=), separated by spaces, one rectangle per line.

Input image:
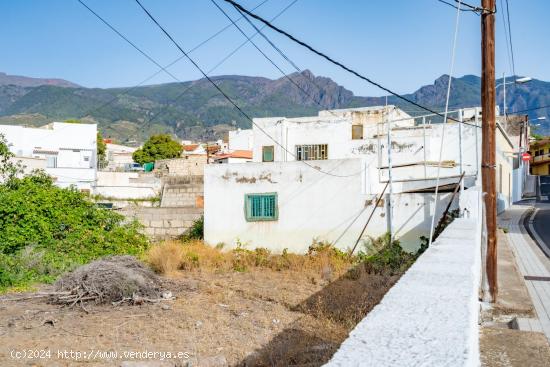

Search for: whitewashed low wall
xmin=95 ymin=171 xmax=161 ymax=199
xmin=326 ymin=187 xmax=482 ymax=367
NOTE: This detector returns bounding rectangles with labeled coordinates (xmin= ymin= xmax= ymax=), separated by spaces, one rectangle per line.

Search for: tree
xmin=132 ymin=134 xmax=182 ymax=165
xmin=97 ymin=131 xmax=107 ymax=167
xmin=0 ymin=136 xmax=149 ymax=289
xmin=0 ymin=134 xmax=23 ymax=183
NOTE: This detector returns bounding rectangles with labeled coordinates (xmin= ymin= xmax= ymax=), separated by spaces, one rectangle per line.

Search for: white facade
xmin=204 ymin=159 xmax=457 ymax=252
xmin=229 ymin=129 xmax=254 ymax=151
xmin=0 ymin=122 xmax=97 ymax=190
xmin=95 ymin=171 xmax=160 ymax=200
xmin=204 ymin=106 xmax=514 ymax=253
xmin=103 ymin=143 xmax=136 ymax=170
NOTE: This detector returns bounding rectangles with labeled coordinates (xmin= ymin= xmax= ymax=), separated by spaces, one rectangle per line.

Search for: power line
xmin=228 ymin=0 xmax=338 ymax=114
xmin=141 ymin=0 xmax=298 ymax=127
xmin=223 ymin=0 xmax=469 ymax=126
xmin=78 ymin=0 xmax=270 ymax=120
xmin=209 ymin=0 xmax=339 ymax=118
xmin=511 ymin=105 xmax=550 ymax=114
xmin=504 ymin=0 xmax=516 ymax=78
xmin=134 ymin=0 xmax=363 ymax=178
xmin=77 ymin=0 xmax=181 ymax=83
xmin=435 ymin=0 xmax=479 ymax=14
xmin=498 ymin=0 xmax=514 ymax=77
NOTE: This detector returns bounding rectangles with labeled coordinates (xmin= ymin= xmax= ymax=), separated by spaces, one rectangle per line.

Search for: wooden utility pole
xmin=481 ymin=0 xmax=497 ymax=302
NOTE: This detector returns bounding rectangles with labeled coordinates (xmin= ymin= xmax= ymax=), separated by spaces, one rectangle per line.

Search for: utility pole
xmin=481 ymin=0 xmax=497 ymax=302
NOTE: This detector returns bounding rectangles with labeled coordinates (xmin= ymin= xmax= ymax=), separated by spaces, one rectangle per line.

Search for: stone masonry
xmin=120 ymin=207 xmax=203 ymax=240
xmin=118 ymin=175 xmax=204 ymax=240
xmin=160 ymin=175 xmax=204 ymax=208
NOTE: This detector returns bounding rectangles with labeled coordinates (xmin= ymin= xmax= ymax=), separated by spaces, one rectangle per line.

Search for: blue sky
xmin=0 ymin=0 xmax=548 ymax=96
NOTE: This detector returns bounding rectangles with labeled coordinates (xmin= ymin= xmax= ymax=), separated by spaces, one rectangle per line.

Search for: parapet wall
xmin=326 ymin=187 xmax=482 ymax=366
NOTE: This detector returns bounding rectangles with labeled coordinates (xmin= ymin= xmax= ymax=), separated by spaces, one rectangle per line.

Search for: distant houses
xmin=0 ymin=122 xmax=97 ymax=191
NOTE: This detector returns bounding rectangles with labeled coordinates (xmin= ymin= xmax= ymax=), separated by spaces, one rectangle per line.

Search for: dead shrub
xmin=146 ymin=241 xmax=185 ymax=274
xmin=53 ymin=255 xmax=163 ymax=305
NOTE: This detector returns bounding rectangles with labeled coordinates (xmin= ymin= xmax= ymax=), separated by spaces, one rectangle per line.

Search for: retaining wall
xmin=119 ymin=207 xmax=203 ymax=240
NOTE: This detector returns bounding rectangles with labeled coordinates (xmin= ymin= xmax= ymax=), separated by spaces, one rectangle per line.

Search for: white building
xmin=103 ymin=142 xmax=137 ymax=170
xmin=0 ymin=122 xmax=97 ymax=191
xmin=204 ymin=106 xmax=489 ymax=253
xmin=212 ymin=150 xmax=253 ymax=164
xmin=229 ymin=129 xmax=253 ymax=151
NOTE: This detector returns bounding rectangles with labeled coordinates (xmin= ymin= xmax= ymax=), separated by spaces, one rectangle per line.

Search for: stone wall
xmin=160 ymin=175 xmax=204 ymax=208
xmin=155 ymin=156 xmax=206 ymax=176
xmin=119 ymin=206 xmax=203 ymax=240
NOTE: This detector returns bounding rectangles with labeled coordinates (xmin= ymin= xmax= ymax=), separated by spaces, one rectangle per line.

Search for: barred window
xmin=295 ymin=144 xmax=328 ymax=161
xmin=245 ymin=193 xmax=278 ymax=221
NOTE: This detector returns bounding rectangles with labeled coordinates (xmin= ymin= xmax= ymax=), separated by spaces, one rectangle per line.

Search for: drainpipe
xmin=386 ymin=107 xmax=393 ymax=243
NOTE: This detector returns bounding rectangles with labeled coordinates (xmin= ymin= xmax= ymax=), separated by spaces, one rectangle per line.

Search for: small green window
xmin=245 ymin=193 xmax=278 ymax=221
xmin=262 ymin=146 xmax=274 ymax=162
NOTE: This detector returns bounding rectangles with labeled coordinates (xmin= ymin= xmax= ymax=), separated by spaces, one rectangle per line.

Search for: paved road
xmin=532 ymin=205 xmax=550 ymax=257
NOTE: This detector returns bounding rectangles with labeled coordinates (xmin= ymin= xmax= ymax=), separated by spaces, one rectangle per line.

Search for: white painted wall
xmin=105 ymin=143 xmax=136 ymax=169
xmin=95 ymin=171 xmax=161 ymax=199
xmin=204 ymin=159 xmax=457 ymax=253
xmin=228 ymin=129 xmax=253 ymax=151
xmin=251 ymin=105 xmax=413 ymax=163
xmin=10 ymin=156 xmax=46 ymax=175
xmin=0 ymin=122 xmax=97 ymax=190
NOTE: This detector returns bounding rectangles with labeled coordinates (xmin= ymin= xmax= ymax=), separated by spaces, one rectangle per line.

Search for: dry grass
xmin=145 ymin=240 xmax=355 ymax=277
xmin=146 ymin=241 xmax=185 ymax=274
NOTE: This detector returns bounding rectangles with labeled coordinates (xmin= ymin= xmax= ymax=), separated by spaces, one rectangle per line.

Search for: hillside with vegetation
xmin=1 ymin=71 xmax=549 ymax=143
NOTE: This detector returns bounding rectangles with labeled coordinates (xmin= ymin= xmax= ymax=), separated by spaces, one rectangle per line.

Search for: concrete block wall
xmin=160 ymin=175 xmax=204 ymax=208
xmin=161 ymin=183 xmax=203 ymax=208
xmin=120 ymin=207 xmax=203 ymax=240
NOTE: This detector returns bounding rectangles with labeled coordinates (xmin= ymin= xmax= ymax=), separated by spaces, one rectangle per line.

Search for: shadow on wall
xmin=238 ymin=266 xmax=400 ymax=366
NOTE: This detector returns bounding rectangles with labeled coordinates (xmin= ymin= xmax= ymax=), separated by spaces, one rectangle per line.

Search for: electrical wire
xmin=223 ymin=0 xmax=478 ymax=127
xmin=504 ymin=0 xmax=516 ymax=78
xmin=141 ymin=0 xmax=299 ymax=127
xmin=428 ymin=0 xmax=463 ymax=248
xmin=229 ymin=0 xmax=334 ymax=109
xmin=436 ymin=0 xmax=479 ymax=14
xmin=209 ymin=0 xmax=339 ymax=118
xmin=498 ymin=0 xmax=514 ymax=78
xmin=134 ymin=0 xmax=362 ymax=178
xmin=511 ymin=105 xmax=550 ymax=114
xmin=77 ymin=0 xmax=181 ymax=83
xmin=77 ymin=0 xmax=270 ymax=119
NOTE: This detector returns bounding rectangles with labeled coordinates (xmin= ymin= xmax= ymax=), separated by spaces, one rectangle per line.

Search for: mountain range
xmin=0 ymin=70 xmax=549 ymax=143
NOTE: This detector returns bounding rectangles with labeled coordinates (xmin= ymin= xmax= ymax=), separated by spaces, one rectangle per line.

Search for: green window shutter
xmin=262 ymin=146 xmax=274 ymax=162
xmin=245 ymin=193 xmax=278 ymax=221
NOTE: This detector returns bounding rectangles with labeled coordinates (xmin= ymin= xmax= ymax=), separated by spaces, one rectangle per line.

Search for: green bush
xmin=180 ymin=216 xmax=204 ymax=242
xmin=0 ymin=170 xmax=149 ymax=291
xmin=358 ymin=233 xmax=417 ymax=275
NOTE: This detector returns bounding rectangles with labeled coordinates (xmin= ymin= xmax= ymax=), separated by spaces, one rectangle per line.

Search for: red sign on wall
xmin=522 ymin=153 xmax=531 ymax=161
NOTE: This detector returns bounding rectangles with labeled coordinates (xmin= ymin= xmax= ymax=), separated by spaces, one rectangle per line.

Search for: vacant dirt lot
xmin=0 ymin=266 xmax=398 ymax=366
